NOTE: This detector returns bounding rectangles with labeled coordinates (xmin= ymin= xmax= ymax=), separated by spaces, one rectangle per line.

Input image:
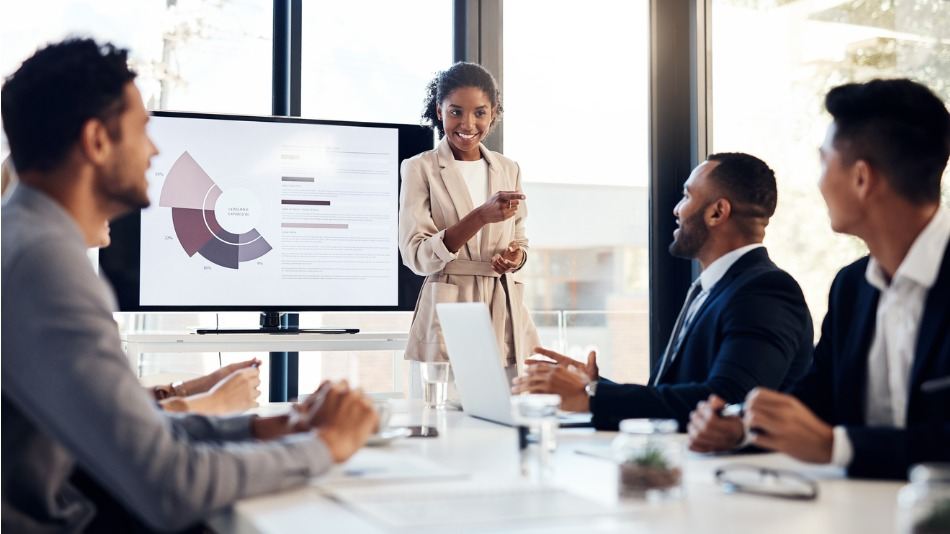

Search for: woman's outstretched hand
xmin=477 ymin=191 xmax=525 ymax=224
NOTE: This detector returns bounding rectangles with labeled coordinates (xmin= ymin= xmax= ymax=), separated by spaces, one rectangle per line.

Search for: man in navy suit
xmin=687 ymin=79 xmax=950 ymax=479
xmin=512 ymin=153 xmax=814 ymax=430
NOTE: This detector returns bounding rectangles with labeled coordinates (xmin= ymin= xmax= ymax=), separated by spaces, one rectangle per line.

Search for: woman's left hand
xmin=491 ymin=242 xmax=524 ymax=274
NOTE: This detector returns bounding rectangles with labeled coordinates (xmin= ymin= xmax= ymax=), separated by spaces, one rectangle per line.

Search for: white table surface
xmin=208 ymin=400 xmax=903 ymax=534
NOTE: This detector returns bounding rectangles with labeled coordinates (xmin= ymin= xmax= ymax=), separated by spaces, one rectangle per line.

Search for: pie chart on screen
xmin=158 ymin=151 xmax=272 ymax=269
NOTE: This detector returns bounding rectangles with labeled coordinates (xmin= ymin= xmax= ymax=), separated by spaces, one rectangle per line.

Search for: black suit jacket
xmin=792 ymin=246 xmax=950 ymax=479
xmin=591 ymin=248 xmax=814 ymax=430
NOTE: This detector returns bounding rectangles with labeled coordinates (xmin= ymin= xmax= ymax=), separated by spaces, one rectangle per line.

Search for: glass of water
xmin=421 ymin=361 xmax=451 ymax=409
xmin=511 ymin=394 xmax=561 ymax=484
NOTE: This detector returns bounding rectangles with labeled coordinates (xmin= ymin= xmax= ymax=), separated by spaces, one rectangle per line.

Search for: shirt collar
xmin=699 ymin=243 xmax=765 ymax=292
xmin=865 ymin=205 xmax=950 ymax=291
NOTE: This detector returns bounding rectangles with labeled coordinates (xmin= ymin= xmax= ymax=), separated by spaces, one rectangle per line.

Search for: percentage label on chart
xmin=203 ymin=266 xmax=212 ymax=271
xmin=164 ymin=235 xmax=174 ymax=241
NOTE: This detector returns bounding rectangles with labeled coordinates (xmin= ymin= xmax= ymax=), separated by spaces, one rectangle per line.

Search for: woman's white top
xmin=454 ymin=158 xmax=489 ymax=209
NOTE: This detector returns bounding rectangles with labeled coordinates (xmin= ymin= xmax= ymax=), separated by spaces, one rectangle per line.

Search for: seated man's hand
xmin=528 ymin=347 xmax=599 ymax=382
xmin=252 ymin=381 xmax=335 ymax=441
xmin=687 ymin=394 xmax=744 ymax=453
xmin=290 ymin=380 xmax=334 ymax=430
xmin=744 ymin=388 xmax=833 ymax=464
xmin=186 ymin=367 xmax=261 ymax=415
xmin=511 ymin=363 xmax=590 ymax=412
xmin=188 ymin=357 xmax=261 ymax=395
xmin=314 ymin=382 xmax=379 ymax=463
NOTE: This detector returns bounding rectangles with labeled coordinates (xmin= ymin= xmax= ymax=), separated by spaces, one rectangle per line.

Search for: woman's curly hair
xmin=421 ymin=62 xmax=503 ymax=138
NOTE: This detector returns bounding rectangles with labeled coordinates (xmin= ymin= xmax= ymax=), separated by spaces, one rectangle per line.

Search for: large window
xmin=295 ymin=1 xmax=452 ymax=395
xmin=300 ymin=1 xmax=452 ymax=124
xmin=1 ymin=0 xmax=274 ymax=388
xmin=504 ymin=0 xmax=651 ymax=383
xmin=0 ymin=0 xmax=273 ymax=116
xmin=711 ymin=0 xmax=950 ymax=333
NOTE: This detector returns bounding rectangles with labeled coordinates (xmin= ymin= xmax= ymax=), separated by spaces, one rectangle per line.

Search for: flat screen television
xmin=100 ymin=111 xmax=432 ymax=315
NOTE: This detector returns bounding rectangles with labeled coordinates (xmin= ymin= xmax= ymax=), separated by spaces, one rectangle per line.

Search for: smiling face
xmin=669 ymin=161 xmax=717 ymax=259
xmin=436 ymin=86 xmax=495 ymax=161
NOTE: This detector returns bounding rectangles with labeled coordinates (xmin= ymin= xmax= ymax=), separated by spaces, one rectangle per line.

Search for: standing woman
xmin=399 ymin=62 xmax=539 ymax=381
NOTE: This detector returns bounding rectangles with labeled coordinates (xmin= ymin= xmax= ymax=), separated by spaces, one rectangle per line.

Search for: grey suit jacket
xmin=1 ymin=185 xmax=332 ymax=533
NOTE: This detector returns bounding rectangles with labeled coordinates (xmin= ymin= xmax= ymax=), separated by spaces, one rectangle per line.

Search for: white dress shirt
xmin=455 ymin=158 xmax=489 ymax=208
xmin=831 ymin=205 xmax=950 ymax=467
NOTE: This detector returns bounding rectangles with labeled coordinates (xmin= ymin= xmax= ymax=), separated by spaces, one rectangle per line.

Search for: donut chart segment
xmin=159 ymin=151 xmax=216 ymax=210
xmin=159 ymin=152 xmax=271 ymax=269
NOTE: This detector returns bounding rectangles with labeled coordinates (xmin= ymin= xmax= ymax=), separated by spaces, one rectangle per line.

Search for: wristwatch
xmin=584 ymin=380 xmax=598 ymax=398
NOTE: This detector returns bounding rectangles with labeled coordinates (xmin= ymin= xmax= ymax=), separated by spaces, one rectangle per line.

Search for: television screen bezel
xmin=98 ymin=110 xmax=432 ymax=312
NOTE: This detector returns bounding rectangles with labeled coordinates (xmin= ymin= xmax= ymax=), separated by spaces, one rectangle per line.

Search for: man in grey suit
xmin=1 ymin=38 xmax=379 ymax=532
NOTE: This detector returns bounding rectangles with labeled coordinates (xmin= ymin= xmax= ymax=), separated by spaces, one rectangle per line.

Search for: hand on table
xmin=313 ymin=381 xmax=379 ymax=463
xmin=185 ymin=367 xmax=261 ymax=415
xmin=527 ymin=347 xmax=599 ymax=382
xmin=186 ymin=357 xmax=261 ymax=395
xmin=743 ymin=388 xmax=834 ymax=464
xmin=687 ymin=394 xmax=745 ymax=453
xmin=512 ymin=347 xmax=596 ymax=412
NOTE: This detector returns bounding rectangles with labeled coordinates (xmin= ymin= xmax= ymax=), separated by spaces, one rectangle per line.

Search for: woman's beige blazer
xmin=398 ymin=137 xmax=539 ymax=367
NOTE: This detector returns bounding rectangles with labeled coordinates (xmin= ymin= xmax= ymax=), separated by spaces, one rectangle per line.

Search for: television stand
xmin=121 ymin=327 xmax=408 ymax=402
xmin=196 ymin=327 xmax=359 ymax=334
xmin=195 ymin=312 xmax=360 ymax=335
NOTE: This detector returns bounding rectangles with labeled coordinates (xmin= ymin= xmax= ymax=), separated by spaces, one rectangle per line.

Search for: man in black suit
xmin=512 ymin=153 xmax=814 ymax=430
xmin=687 ymin=79 xmax=950 ymax=479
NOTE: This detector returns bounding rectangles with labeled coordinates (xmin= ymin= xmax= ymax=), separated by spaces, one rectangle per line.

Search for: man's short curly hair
xmin=706 ymin=152 xmax=778 ymax=236
xmin=421 ymin=62 xmax=502 ymax=138
xmin=1 ymin=38 xmax=136 ymax=173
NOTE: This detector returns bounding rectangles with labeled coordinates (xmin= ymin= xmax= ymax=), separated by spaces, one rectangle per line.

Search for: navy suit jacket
xmin=792 ymin=247 xmax=950 ymax=479
xmin=591 ymin=248 xmax=814 ymax=430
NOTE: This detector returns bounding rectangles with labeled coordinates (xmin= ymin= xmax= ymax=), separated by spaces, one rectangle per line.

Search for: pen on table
xmin=717 ymin=402 xmax=745 ymax=418
xmin=716 ymin=402 xmax=767 ymax=440
xmin=712 ymin=377 xmax=947 ymax=417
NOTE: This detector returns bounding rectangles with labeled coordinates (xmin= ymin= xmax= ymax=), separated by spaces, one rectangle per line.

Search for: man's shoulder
xmin=2 ymin=203 xmax=74 ymax=272
xmin=729 ymin=253 xmax=805 ymax=300
xmin=3 ymin=210 xmax=96 ymax=307
xmin=828 ymin=255 xmax=872 ymax=297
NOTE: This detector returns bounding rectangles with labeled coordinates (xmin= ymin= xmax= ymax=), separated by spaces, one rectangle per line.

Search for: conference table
xmin=209 ymin=400 xmax=904 ymax=533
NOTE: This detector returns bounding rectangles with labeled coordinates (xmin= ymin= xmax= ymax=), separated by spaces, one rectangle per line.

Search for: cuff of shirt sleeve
xmin=830 ymin=425 xmax=854 ymax=467
xmin=513 ymin=248 xmax=528 ymax=272
xmin=281 ymin=433 xmax=335 ymax=477
xmin=737 ymin=426 xmax=755 ymax=449
xmin=430 ymin=229 xmax=460 ymax=264
xmin=218 ymin=414 xmax=257 ymax=440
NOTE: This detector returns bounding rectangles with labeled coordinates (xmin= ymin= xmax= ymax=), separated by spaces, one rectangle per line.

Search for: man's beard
xmin=96 ymin=161 xmax=150 ymax=215
xmin=668 ymin=207 xmax=709 ymax=259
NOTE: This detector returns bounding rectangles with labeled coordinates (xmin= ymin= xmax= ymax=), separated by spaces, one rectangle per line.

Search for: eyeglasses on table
xmin=715 ymin=463 xmax=819 ymax=501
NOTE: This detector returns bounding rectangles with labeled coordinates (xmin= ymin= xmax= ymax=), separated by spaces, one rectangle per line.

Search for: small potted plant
xmin=613 ymin=419 xmax=684 ymax=500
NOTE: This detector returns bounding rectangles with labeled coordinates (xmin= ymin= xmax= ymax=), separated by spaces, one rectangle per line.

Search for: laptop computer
xmin=436 ymin=302 xmax=592 ymax=427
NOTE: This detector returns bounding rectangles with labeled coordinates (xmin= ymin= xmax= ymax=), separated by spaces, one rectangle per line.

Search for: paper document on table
xmin=327 ymin=480 xmax=621 ymax=531
xmin=312 ymin=448 xmax=467 ymax=489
